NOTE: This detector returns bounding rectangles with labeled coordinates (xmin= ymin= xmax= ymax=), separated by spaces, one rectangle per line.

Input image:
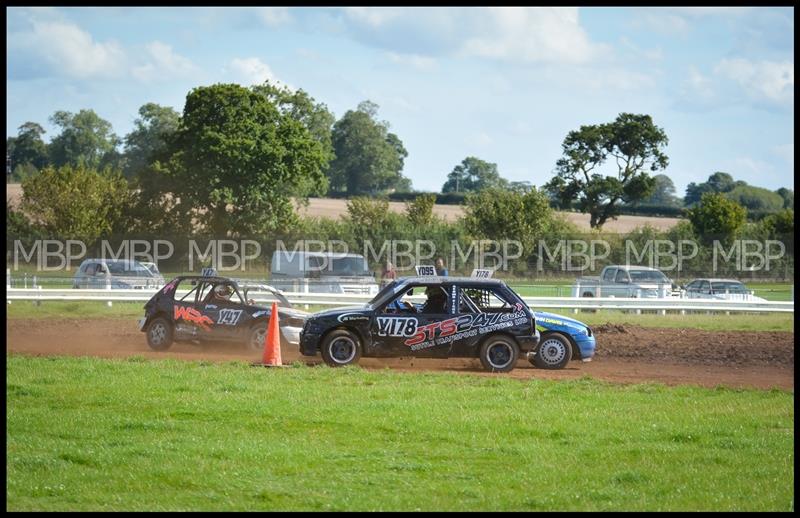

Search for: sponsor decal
xmin=377 ymin=317 xmax=418 ymax=337
xmin=218 ymin=309 xmax=243 ymax=325
xmin=377 ymin=310 xmax=530 ymax=351
xmin=174 ymin=305 xmax=214 ymax=331
xmin=471 ymin=268 xmax=493 ymax=278
xmin=338 ymin=313 xmax=370 ymax=323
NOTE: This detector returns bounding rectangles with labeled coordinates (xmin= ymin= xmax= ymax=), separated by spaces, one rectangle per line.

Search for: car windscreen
xmin=628 ymin=270 xmax=668 ymax=283
xmin=367 ymin=280 xmax=408 ymax=309
xmin=106 ymin=261 xmax=153 ymax=277
xmin=711 ymin=282 xmax=747 ymax=293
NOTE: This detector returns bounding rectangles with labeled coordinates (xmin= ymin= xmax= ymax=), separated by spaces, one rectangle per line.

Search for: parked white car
xmin=683 ymin=278 xmax=766 ymax=302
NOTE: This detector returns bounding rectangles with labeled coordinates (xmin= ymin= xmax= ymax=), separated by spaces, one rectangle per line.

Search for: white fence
xmin=5 ymin=288 xmax=794 ymax=314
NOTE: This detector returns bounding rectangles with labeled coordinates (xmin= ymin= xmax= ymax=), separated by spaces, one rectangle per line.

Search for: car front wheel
xmin=320 ymin=329 xmax=362 ymax=367
xmin=479 ymin=335 xmax=519 ymax=373
xmin=532 ymin=332 xmax=572 ymax=370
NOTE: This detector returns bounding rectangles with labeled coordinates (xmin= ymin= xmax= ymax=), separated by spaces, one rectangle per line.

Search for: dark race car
xmin=300 ymin=276 xmax=544 ymax=372
xmin=139 ymin=276 xmax=308 ymax=351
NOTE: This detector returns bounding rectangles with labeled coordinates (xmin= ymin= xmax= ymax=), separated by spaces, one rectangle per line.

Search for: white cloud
xmin=387 ymin=52 xmax=437 ymax=70
xmin=679 ymin=66 xmax=716 ymax=103
xmin=132 ymin=41 xmax=197 ymax=82
xmin=229 ymin=57 xmax=292 ymax=89
xmin=338 ymin=7 xmax=605 ymax=65
xmin=258 ymin=7 xmax=292 ymax=27
xmin=714 ymin=58 xmax=793 ymax=106
xmin=460 ymin=7 xmax=603 ymax=64
xmin=343 ymin=7 xmax=403 ymax=27
xmin=15 ymin=19 xmax=126 ymax=79
xmin=633 ymin=11 xmax=690 ymax=36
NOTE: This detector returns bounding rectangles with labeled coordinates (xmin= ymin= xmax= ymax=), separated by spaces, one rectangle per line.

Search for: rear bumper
xmin=516 ymin=329 xmax=540 ymax=353
xmin=280 ymin=325 xmax=303 ymax=345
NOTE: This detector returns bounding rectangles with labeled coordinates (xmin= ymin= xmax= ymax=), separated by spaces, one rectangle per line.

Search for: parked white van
xmin=269 ymin=251 xmax=380 ymax=295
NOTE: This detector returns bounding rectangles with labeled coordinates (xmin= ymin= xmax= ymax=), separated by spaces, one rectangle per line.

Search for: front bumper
xmin=299 ymin=331 xmax=321 ymax=356
xmin=574 ymin=335 xmax=596 ymax=361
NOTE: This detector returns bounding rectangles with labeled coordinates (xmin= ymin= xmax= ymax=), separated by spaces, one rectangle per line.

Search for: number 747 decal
xmin=218 ymin=309 xmax=243 ymax=325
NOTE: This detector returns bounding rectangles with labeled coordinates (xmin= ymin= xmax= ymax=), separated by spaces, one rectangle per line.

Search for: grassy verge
xmin=6 ymin=301 xmax=794 ymax=333
xmin=6 ymin=355 xmax=794 ymax=511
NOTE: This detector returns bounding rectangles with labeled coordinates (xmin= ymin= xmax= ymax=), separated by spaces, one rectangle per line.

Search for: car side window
xmin=700 ymin=281 xmax=710 ymax=293
xmin=461 ymin=287 xmax=513 ymax=313
xmin=85 ymin=263 xmax=96 ymax=276
xmin=614 ymin=270 xmax=628 ymax=283
xmin=603 ymin=268 xmax=617 ymax=282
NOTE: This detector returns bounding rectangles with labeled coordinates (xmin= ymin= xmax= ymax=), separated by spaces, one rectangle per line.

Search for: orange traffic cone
xmin=261 ymin=302 xmax=282 ymax=366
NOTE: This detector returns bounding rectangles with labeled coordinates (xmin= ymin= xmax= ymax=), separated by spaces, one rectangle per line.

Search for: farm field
xmin=6 ymin=355 xmax=794 ymax=511
xmin=7 ymin=184 xmax=680 ymax=231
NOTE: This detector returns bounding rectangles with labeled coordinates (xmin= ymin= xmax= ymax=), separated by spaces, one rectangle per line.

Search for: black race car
xmin=139 ymin=276 xmax=308 ymax=351
xmin=299 ymin=276 xmax=542 ymax=372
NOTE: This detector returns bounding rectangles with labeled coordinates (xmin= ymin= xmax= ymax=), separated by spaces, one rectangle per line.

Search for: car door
xmin=172 ymin=281 xmax=216 ymax=339
xmin=369 ymin=283 xmax=454 ymax=358
xmin=204 ymin=283 xmax=250 ymax=341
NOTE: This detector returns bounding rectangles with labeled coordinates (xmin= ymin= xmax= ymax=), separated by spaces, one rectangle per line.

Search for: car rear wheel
xmin=146 ymin=317 xmax=174 ymax=351
xmin=479 ymin=335 xmax=519 ymax=373
xmin=532 ymin=332 xmax=572 ymax=370
xmin=320 ymin=329 xmax=362 ymax=367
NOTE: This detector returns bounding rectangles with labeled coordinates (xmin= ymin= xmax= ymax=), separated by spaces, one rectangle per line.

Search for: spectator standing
xmin=381 ymin=261 xmax=397 ymax=287
xmin=435 ymin=257 xmax=449 ymax=277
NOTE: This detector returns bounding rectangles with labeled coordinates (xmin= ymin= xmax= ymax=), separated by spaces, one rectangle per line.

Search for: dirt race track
xmin=6 ymin=318 xmax=794 ymax=391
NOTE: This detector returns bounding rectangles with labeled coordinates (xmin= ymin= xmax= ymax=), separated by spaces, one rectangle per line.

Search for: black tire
xmin=146 ymin=317 xmax=174 ymax=351
xmin=479 ymin=335 xmax=519 ymax=373
xmin=532 ymin=332 xmax=573 ymax=370
xmin=247 ymin=323 xmax=289 ymax=352
xmin=320 ymin=329 xmax=362 ymax=367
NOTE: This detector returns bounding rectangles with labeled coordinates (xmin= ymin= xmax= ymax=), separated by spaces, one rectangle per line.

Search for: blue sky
xmin=6 ymin=6 xmax=795 ymax=194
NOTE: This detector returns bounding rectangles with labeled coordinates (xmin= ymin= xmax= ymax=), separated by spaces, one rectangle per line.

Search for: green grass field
xmin=6 ymin=300 xmax=794 ymax=332
xmin=6 ymin=355 xmax=794 ymax=511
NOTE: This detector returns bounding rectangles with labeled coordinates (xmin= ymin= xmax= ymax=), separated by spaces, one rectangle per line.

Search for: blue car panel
xmin=533 ymin=311 xmax=596 ymax=360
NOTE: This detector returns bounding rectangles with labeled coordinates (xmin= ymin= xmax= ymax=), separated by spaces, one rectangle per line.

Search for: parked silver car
xmin=683 ymin=278 xmax=766 ymax=302
xmin=73 ymin=259 xmax=165 ymax=289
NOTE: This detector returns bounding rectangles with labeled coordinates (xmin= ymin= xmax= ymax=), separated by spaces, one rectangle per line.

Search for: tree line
xmin=6 ymin=80 xmax=794 ymax=240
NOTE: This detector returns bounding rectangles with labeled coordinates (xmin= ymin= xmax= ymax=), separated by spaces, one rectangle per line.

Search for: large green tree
xmin=544 ymin=113 xmax=669 ymax=229
xmin=48 ymin=109 xmax=121 ymax=170
xmin=441 ymin=156 xmax=509 ymax=194
xmin=684 ymin=171 xmax=738 ymax=206
xmin=7 ymin=122 xmax=49 ymax=176
xmin=463 ymin=187 xmax=555 ymax=262
xmin=123 ymin=103 xmax=180 ymax=179
xmin=775 ymin=187 xmax=794 ymax=209
xmin=724 ymin=185 xmax=785 ymax=212
xmin=640 ymin=173 xmax=681 ymax=207
xmin=328 ymin=101 xmax=410 ymax=195
xmin=251 ymin=81 xmax=335 ymax=196
xmin=18 ymin=165 xmax=132 ymax=242
xmin=686 ymin=192 xmax=747 ymax=244
xmin=155 ymin=83 xmax=329 ymax=236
